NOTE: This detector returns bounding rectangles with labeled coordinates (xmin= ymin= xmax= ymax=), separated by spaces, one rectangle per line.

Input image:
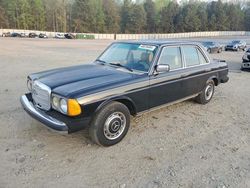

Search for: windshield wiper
xmin=109 ymin=62 xmax=133 ymax=72
xmin=95 ymin=59 xmax=107 ymax=65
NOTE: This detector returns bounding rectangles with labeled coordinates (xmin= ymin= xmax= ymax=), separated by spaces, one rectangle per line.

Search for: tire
xmin=217 ymin=48 xmax=222 ymax=53
xmin=207 ymin=48 xmax=211 ymax=53
xmin=89 ymin=101 xmax=130 ymax=146
xmin=195 ymin=80 xmax=215 ymax=105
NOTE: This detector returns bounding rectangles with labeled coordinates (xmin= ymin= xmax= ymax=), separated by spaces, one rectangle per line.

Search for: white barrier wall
xmin=0 ymin=29 xmax=250 ymax=39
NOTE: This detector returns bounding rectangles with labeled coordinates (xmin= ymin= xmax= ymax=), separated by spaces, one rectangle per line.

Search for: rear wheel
xmin=89 ymin=102 xmax=130 ymax=146
xmin=195 ymin=80 xmax=215 ymax=104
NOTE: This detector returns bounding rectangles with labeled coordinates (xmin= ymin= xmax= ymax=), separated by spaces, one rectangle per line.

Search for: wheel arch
xmin=208 ymin=75 xmax=219 ymax=86
xmin=95 ymin=96 xmax=137 ymax=116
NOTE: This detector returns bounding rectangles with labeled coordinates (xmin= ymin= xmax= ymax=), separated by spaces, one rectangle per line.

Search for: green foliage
xmin=244 ymin=4 xmax=250 ymax=31
xmin=0 ymin=5 xmax=8 ymax=28
xmin=159 ymin=1 xmax=179 ymax=33
xmin=0 ymin=0 xmax=250 ymax=33
xmin=103 ymin=0 xmax=120 ymax=33
xmin=144 ymin=0 xmax=156 ymax=33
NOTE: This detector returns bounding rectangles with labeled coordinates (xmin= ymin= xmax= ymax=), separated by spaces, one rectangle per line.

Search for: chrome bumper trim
xmin=20 ymin=94 xmax=68 ymax=133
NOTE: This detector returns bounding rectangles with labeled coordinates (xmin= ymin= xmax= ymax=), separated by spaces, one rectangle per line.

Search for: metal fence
xmin=1 ymin=29 xmax=250 ymax=40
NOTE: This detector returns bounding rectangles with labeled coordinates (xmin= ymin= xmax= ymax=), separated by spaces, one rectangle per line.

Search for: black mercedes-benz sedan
xmin=20 ymin=41 xmax=229 ymax=146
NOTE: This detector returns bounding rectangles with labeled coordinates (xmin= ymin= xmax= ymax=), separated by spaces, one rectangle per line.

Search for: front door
xmin=149 ymin=46 xmax=186 ymax=109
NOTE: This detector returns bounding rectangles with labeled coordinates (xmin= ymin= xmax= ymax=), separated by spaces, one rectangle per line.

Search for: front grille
xmin=32 ymin=81 xmax=51 ymax=111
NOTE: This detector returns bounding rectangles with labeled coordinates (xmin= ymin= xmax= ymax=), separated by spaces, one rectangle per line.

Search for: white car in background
xmin=55 ymin=33 xmax=65 ymax=39
xmin=242 ymin=48 xmax=250 ymax=70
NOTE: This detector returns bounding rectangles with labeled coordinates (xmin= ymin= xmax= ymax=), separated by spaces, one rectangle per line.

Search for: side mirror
xmin=155 ymin=64 xmax=170 ymax=73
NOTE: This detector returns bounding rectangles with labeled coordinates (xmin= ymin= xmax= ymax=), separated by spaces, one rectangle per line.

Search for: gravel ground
xmin=0 ymin=37 xmax=249 ymax=188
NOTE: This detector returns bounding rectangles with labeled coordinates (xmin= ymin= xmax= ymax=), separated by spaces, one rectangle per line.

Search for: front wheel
xmin=89 ymin=102 xmax=130 ymax=146
xmin=195 ymin=80 xmax=215 ymax=104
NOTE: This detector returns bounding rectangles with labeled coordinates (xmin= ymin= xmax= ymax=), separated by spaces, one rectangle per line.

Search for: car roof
xmin=117 ymin=40 xmax=202 ymax=46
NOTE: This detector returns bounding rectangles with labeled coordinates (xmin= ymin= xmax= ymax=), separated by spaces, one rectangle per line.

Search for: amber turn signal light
xmin=67 ymin=99 xmax=82 ymax=116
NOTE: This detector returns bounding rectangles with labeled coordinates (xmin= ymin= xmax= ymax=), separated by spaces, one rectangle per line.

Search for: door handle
xmin=181 ymin=74 xmax=188 ymax=78
xmin=205 ymin=68 xmax=212 ymax=72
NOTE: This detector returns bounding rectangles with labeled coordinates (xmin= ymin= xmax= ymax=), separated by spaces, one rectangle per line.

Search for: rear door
xmin=180 ymin=45 xmax=213 ymax=96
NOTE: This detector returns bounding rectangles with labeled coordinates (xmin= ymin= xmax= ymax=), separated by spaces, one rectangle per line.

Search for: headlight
xmin=27 ymin=79 xmax=32 ymax=91
xmin=51 ymin=94 xmax=82 ymax=116
xmin=52 ymin=96 xmax=60 ymax=108
xmin=59 ymin=98 xmax=68 ymax=114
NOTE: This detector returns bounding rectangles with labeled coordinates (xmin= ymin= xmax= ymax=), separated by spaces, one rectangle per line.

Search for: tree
xmin=196 ymin=3 xmax=208 ymax=31
xmin=144 ymin=0 xmax=156 ymax=33
xmin=0 ymin=0 xmax=249 ymax=33
xmin=127 ymin=4 xmax=146 ymax=33
xmin=72 ymin=0 xmax=91 ymax=32
xmin=0 ymin=3 xmax=8 ymax=28
xmin=244 ymin=4 xmax=250 ymax=30
xmin=89 ymin=0 xmax=105 ymax=33
xmin=226 ymin=3 xmax=244 ymax=30
xmin=120 ymin=0 xmax=133 ymax=33
xmin=159 ymin=1 xmax=179 ymax=33
xmin=103 ymin=0 xmax=120 ymax=33
xmin=182 ymin=2 xmax=202 ymax=32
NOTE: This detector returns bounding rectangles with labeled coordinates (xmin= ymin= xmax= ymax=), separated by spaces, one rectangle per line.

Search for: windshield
xmin=97 ymin=43 xmax=158 ymax=72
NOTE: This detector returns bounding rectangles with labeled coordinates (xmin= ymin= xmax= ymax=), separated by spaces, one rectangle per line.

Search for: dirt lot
xmin=0 ymin=37 xmax=250 ymax=188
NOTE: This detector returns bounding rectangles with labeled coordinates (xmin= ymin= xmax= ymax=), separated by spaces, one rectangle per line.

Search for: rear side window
xmin=197 ymin=49 xmax=208 ymax=64
xmin=182 ymin=46 xmax=200 ymax=67
xmin=158 ymin=47 xmax=182 ymax=70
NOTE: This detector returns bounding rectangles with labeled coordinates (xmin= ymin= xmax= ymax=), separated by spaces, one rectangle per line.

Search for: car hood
xmin=30 ymin=63 xmax=143 ymax=98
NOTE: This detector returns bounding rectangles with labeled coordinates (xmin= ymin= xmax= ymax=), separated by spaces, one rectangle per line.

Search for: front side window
xmin=182 ymin=46 xmax=200 ymax=67
xmin=158 ymin=47 xmax=182 ymax=70
xmin=98 ymin=43 xmax=158 ymax=72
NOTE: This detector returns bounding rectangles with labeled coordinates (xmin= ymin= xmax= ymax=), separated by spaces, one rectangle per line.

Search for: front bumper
xmin=20 ymin=94 xmax=69 ymax=133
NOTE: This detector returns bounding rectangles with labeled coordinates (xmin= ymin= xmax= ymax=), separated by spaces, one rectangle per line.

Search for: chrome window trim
xmin=157 ymin=46 xmax=184 ymax=72
xmin=181 ymin=45 xmax=209 ymax=68
xmin=148 ymin=43 xmax=211 ymax=76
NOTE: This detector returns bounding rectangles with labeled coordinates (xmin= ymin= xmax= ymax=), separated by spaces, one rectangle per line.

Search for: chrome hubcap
xmin=205 ymin=83 xmax=214 ymax=101
xmin=104 ymin=112 xmax=126 ymax=140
